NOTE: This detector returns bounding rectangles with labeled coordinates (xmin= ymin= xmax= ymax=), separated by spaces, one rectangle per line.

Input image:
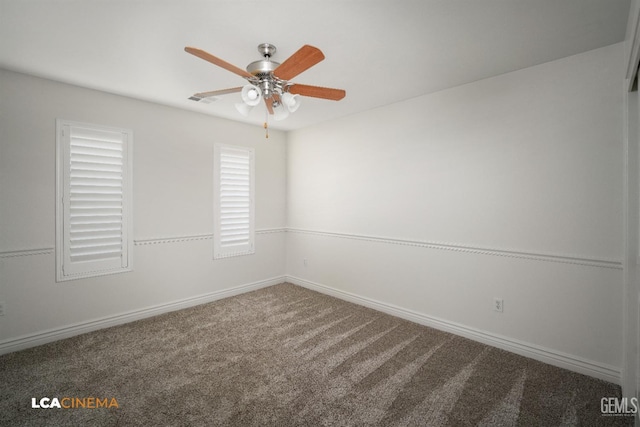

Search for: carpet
xmin=0 ymin=283 xmax=632 ymax=426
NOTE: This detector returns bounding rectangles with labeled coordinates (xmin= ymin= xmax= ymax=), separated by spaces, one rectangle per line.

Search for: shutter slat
xmin=221 ymin=238 xmax=250 ymax=245
xmin=221 ymin=234 xmax=249 ymax=239
xmin=70 ymin=195 xmax=122 ymax=201
xmin=70 ymin=248 xmax=122 ymax=262
xmin=71 ymin=127 xmax=123 ymax=142
xmin=221 ymin=184 xmax=248 ymax=189
xmin=71 ymin=187 xmax=123 ymax=195
xmin=70 ymin=203 xmax=122 ymax=210
xmin=71 ymin=161 xmax=122 ymax=173
xmin=220 ymin=218 xmax=249 ymax=223
xmin=71 ymin=140 xmax=122 ymax=152
xmin=71 ymin=146 xmax=123 ymax=159
xmin=71 ymin=231 xmax=122 ymax=241
xmin=71 ymin=154 xmax=122 ymax=166
xmin=70 ymin=239 xmax=122 ymax=250
xmin=220 ymin=241 xmax=249 ymax=247
xmin=71 ymin=179 xmax=123 ymax=188
xmin=70 ymin=214 xmax=122 ymax=219
xmin=71 ymin=224 xmax=122 ymax=233
xmin=221 ymin=232 xmax=250 ymax=238
xmin=221 ymin=172 xmax=249 ymax=177
xmin=220 ymin=209 xmax=250 ymax=213
xmin=220 ymin=225 xmax=249 ymax=231
xmin=70 ymin=171 xmax=122 ymax=180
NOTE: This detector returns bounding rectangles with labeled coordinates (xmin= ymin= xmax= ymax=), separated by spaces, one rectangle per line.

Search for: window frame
xmin=55 ymin=119 xmax=133 ymax=282
xmin=213 ymin=143 xmax=255 ymax=259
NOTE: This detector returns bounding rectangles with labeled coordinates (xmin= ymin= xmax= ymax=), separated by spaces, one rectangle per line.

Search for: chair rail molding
xmin=286 ymin=228 xmax=622 ymax=270
xmin=2 ymin=228 xmax=619 ymax=270
xmin=0 ymin=248 xmax=54 ymax=258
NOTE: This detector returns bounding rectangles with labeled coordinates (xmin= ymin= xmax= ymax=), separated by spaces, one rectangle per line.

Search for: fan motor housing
xmin=246 ymin=60 xmax=280 ymax=77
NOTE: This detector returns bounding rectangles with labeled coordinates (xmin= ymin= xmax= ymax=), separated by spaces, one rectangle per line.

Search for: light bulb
xmin=241 ymin=84 xmax=262 ymax=106
xmin=282 ymin=93 xmax=301 ymax=112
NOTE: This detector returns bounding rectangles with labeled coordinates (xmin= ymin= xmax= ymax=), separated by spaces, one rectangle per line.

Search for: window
xmin=213 ymin=144 xmax=255 ymax=259
xmin=56 ymin=120 xmax=133 ymax=281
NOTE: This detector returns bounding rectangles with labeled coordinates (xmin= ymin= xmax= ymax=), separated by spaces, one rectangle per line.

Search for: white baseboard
xmin=286 ymin=275 xmax=621 ymax=385
xmin=1 ymin=274 xmax=621 ymax=385
xmin=0 ymin=276 xmax=286 ymax=356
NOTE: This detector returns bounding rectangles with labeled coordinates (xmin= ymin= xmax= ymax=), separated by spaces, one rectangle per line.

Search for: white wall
xmin=0 ymin=69 xmax=287 ymax=350
xmin=286 ymin=43 xmax=625 ymax=382
xmin=623 ymin=86 xmax=640 ymax=408
xmin=623 ymin=0 xmax=640 ymax=409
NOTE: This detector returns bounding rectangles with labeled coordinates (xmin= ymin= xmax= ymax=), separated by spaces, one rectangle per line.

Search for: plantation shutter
xmin=57 ymin=120 xmax=133 ymax=280
xmin=214 ymin=144 xmax=255 ymax=258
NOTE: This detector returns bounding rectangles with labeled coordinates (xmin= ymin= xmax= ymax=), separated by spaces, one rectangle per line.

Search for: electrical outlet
xmin=493 ymin=298 xmax=504 ymax=313
xmin=0 ymin=302 xmax=5 ymax=316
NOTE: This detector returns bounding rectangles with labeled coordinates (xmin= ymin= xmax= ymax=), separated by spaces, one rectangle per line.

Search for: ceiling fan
xmin=185 ymin=43 xmax=346 ymax=134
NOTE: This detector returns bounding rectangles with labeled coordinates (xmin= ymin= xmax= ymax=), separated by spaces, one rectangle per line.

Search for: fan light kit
xmin=185 ymin=43 xmax=346 ymax=137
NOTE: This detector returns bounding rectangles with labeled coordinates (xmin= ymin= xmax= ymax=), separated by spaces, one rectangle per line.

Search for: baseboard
xmin=1 ymin=274 xmax=622 ymax=384
xmin=0 ymin=276 xmax=286 ymax=356
xmin=286 ymin=275 xmax=621 ymax=385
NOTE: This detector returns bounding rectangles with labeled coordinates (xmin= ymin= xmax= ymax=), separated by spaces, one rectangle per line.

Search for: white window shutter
xmin=56 ymin=120 xmax=133 ymax=281
xmin=214 ymin=144 xmax=255 ymax=259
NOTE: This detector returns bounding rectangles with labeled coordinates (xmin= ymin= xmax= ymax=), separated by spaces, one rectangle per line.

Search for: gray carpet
xmin=0 ymin=283 xmax=632 ymax=426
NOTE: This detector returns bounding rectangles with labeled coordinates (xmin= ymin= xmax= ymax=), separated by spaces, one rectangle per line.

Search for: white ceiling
xmin=0 ymin=0 xmax=631 ymax=131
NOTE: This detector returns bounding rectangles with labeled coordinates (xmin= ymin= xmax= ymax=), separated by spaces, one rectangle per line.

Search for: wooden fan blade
xmin=265 ymin=97 xmax=274 ymax=115
xmin=185 ymin=46 xmax=252 ymax=79
xmin=273 ymin=45 xmax=325 ymax=80
xmin=289 ymin=84 xmax=346 ymax=101
xmin=194 ymin=87 xmax=243 ymax=98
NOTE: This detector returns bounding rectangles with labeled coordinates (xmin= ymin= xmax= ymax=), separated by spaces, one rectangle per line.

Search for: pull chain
xmin=264 ymin=109 xmax=269 ymax=138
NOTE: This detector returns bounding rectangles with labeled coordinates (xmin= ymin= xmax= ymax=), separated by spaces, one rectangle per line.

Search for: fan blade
xmin=193 ymin=87 xmax=243 ymax=98
xmin=289 ymin=84 xmax=346 ymax=101
xmin=273 ymin=45 xmax=325 ymax=80
xmin=265 ymin=97 xmax=274 ymax=115
xmin=185 ymin=47 xmax=253 ymax=79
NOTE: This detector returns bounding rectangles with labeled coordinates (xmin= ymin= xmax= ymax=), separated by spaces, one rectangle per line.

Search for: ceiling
xmin=0 ymin=0 xmax=631 ymax=131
